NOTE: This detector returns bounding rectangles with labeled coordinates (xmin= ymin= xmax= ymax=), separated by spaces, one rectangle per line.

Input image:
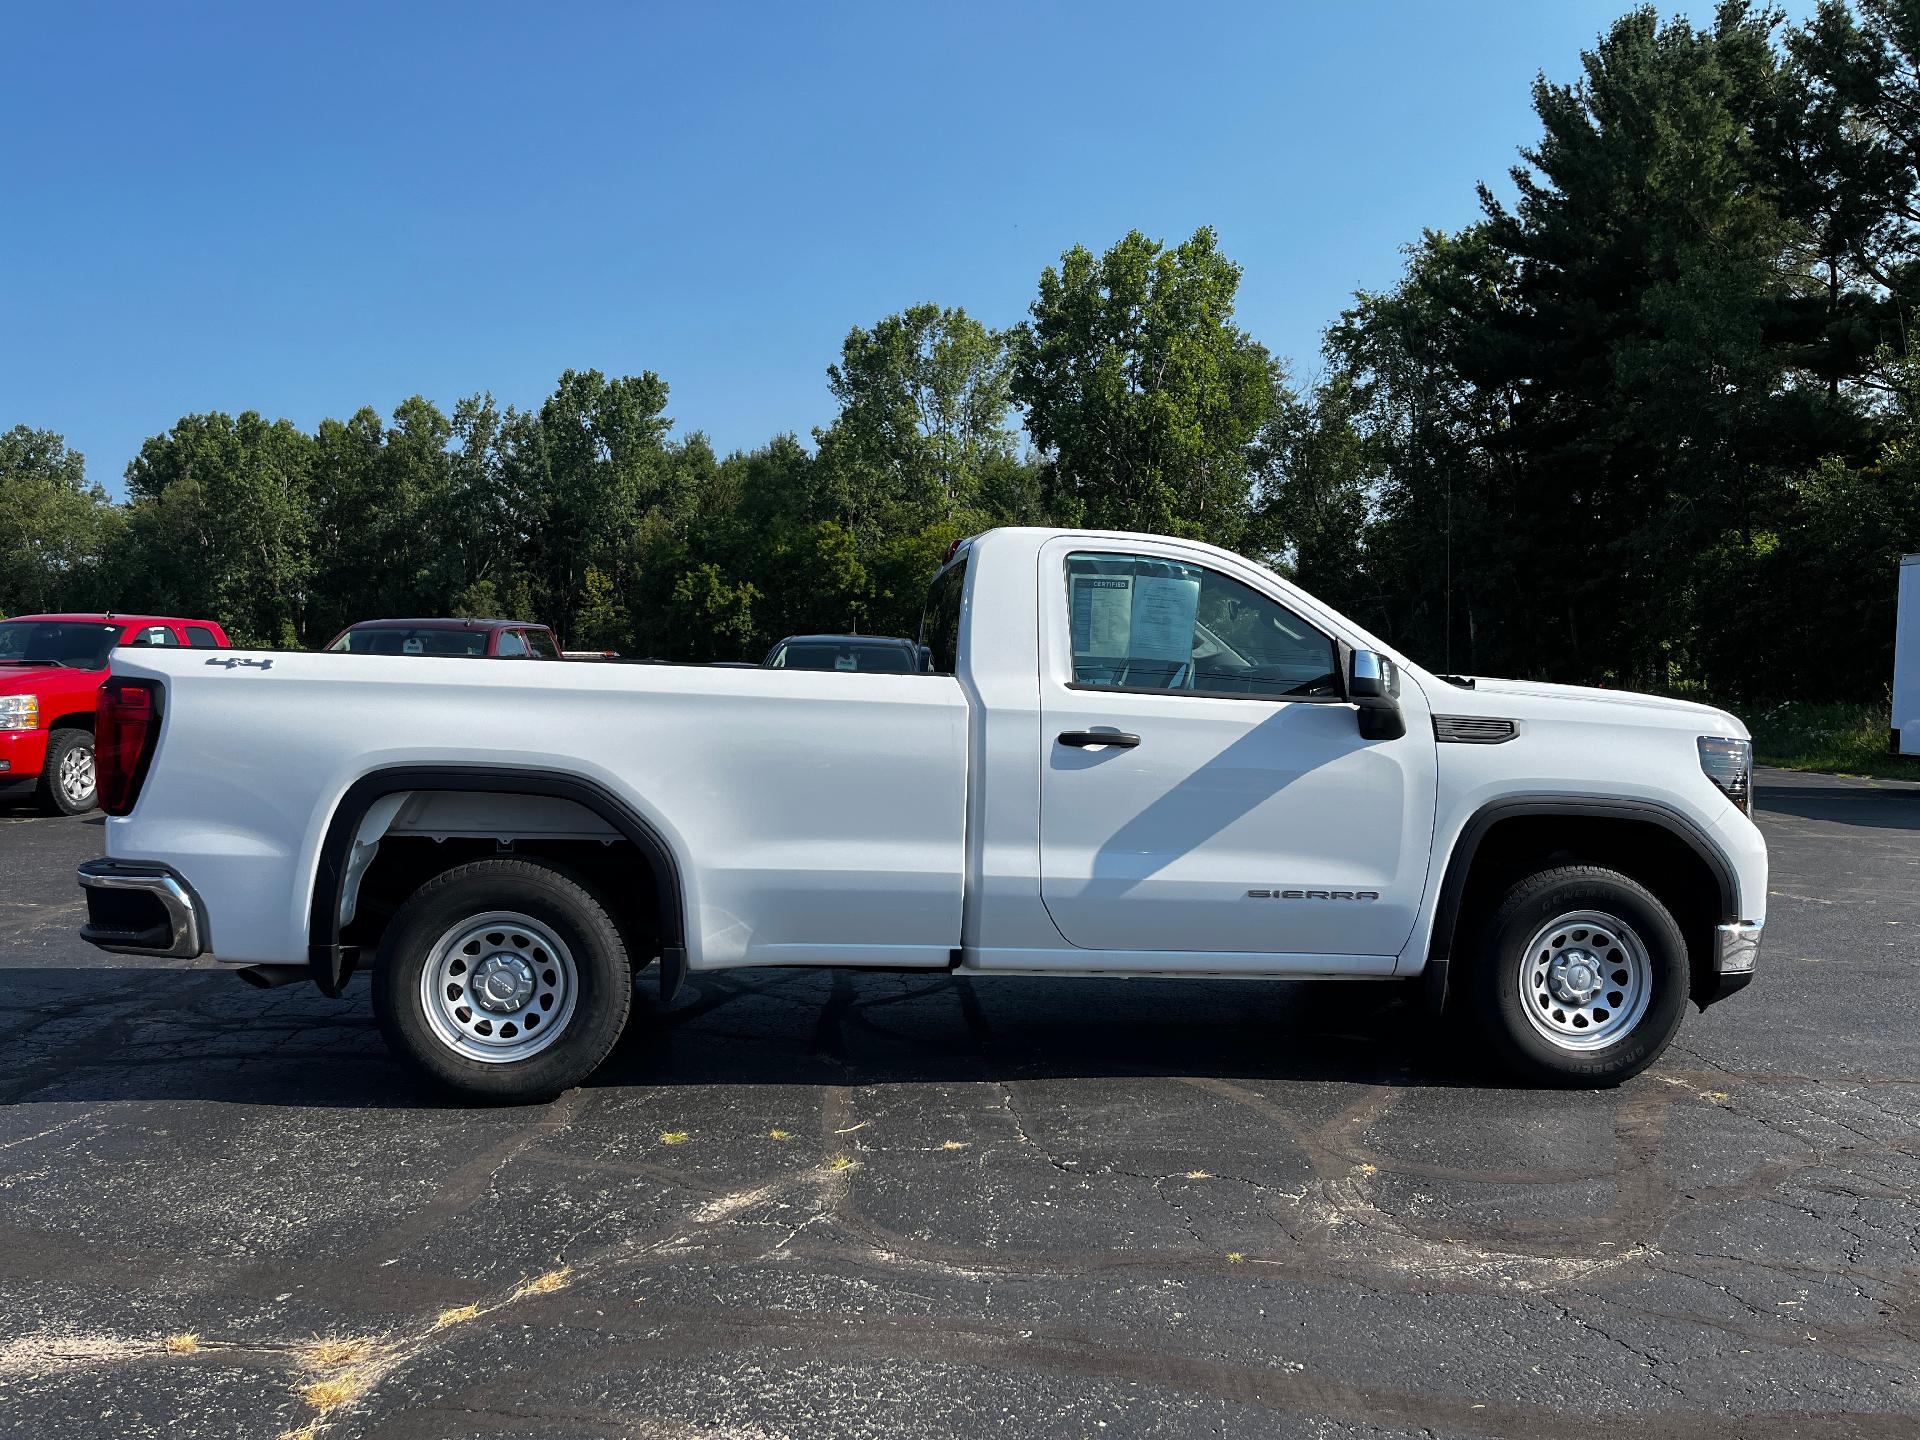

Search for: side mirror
xmin=1347 ymin=649 xmax=1406 ymax=740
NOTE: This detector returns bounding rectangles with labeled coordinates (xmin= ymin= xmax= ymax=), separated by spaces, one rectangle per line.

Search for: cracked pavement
xmin=0 ymin=769 xmax=1914 ymax=1438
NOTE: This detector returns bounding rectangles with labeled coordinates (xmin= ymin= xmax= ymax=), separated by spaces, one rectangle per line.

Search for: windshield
xmin=0 ymin=620 xmax=120 ymax=670
xmin=328 ymin=627 xmax=488 ymax=657
xmin=769 ymin=641 xmax=916 ymax=673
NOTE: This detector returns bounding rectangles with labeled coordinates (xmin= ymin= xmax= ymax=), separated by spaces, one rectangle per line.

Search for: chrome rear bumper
xmin=77 ymin=859 xmax=205 ymax=958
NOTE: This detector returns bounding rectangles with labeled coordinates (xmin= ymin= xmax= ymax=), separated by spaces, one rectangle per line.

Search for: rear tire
xmin=1468 ymin=865 xmax=1689 ymax=1088
xmin=373 ymin=858 xmax=632 ymax=1103
xmin=36 ymin=729 xmax=96 ymax=815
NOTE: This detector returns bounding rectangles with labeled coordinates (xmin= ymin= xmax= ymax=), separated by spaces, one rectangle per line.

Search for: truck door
xmin=1035 ymin=539 xmax=1435 ymax=963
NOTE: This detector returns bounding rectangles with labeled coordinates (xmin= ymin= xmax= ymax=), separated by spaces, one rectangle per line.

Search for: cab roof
xmin=336 ymin=617 xmax=544 ymax=632
xmin=774 ymin=634 xmax=917 ymax=647
xmin=5 ymin=613 xmax=223 ymax=629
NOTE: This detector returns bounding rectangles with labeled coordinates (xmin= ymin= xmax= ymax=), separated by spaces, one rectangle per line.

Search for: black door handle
xmin=1057 ymin=729 xmax=1140 ymax=748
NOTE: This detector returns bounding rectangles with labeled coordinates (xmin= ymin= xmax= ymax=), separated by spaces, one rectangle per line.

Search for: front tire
xmin=373 ymin=858 xmax=632 ymax=1103
xmin=36 ymin=729 xmax=96 ymax=815
xmin=1468 ymin=865 xmax=1689 ymax=1088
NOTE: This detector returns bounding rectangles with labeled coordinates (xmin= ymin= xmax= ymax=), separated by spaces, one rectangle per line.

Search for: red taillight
xmin=96 ymin=679 xmax=162 ymax=816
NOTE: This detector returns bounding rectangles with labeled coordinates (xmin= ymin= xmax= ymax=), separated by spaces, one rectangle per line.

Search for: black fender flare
xmin=307 ymin=764 xmax=687 ymax=1000
xmin=1422 ymin=794 xmax=1739 ymax=1014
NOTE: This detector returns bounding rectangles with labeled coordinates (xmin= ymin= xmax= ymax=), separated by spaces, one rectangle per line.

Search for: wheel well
xmin=1437 ymin=813 xmax=1728 ymax=1006
xmin=48 ymin=712 xmax=94 ymax=734
xmin=343 ymin=834 xmax=662 ymax=971
xmin=308 ymin=767 xmax=686 ymax=998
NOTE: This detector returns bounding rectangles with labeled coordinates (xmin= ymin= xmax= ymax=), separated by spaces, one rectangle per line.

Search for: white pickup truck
xmin=78 ymin=527 xmax=1766 ymax=1101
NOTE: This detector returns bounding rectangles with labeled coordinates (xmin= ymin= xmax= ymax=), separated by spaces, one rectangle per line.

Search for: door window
xmin=125 ymin=625 xmax=181 ymax=648
xmin=524 ymin=628 xmax=561 ymax=659
xmin=184 ymin=626 xmax=221 ymax=648
xmin=1064 ymin=552 xmax=1339 ymax=699
xmin=496 ymin=630 xmax=529 ymax=657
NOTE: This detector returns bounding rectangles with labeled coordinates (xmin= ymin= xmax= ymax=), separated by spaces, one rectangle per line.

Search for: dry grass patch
xmin=164 ymin=1332 xmax=199 ymax=1355
xmin=301 ymin=1336 xmax=372 ymax=1370
xmin=514 ymin=1266 xmax=571 ymax=1298
xmin=295 ymin=1334 xmax=386 ymax=1416
xmin=299 ymin=1371 xmax=370 ymax=1412
xmin=433 ymin=1304 xmax=481 ymax=1329
xmin=659 ymin=1130 xmax=690 ymax=1145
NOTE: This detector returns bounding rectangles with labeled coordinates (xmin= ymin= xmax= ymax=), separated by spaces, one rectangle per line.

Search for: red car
xmin=0 ymin=613 xmax=231 ymax=814
xmin=324 ymin=618 xmax=563 ymax=659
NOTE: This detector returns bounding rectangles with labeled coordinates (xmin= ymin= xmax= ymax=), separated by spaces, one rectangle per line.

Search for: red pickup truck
xmin=0 ymin=613 xmax=230 ymax=814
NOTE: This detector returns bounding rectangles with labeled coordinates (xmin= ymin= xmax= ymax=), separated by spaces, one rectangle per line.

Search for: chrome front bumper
xmin=1697 ymin=919 xmax=1761 ymax=1009
xmin=77 ymin=859 xmax=206 ymax=958
xmin=1715 ymin=919 xmax=1763 ymax=974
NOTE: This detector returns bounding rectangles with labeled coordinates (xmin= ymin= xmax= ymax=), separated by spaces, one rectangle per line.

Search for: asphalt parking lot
xmin=0 ymin=771 xmax=1915 ymax=1439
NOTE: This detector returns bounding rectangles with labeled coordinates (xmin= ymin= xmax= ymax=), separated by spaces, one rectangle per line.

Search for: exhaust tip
xmin=235 ymin=965 xmax=308 ymax=989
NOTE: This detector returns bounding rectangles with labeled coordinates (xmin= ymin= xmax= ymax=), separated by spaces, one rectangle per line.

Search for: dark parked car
xmin=762 ymin=634 xmax=931 ymax=673
xmin=326 ymin=618 xmax=563 ymax=659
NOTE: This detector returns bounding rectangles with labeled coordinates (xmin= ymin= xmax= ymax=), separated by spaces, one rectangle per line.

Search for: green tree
xmin=1011 ymin=226 xmax=1275 ymax=547
xmin=1323 ymin=227 xmax=1523 ymax=668
xmin=437 ymin=394 xmax=537 ymax=625
xmin=813 ymin=304 xmax=1018 ymax=535
xmin=666 ymin=563 xmax=761 ymax=659
xmin=1471 ymin=3 xmax=1835 ymax=687
xmin=1782 ymin=0 xmax=1920 ymax=394
xmin=305 ymin=397 xmax=457 ymax=640
xmin=865 ymin=518 xmax=975 ymax=640
xmin=0 ymin=426 xmax=119 ymax=615
xmin=511 ymin=369 xmax=675 ymax=644
xmin=120 ymin=412 xmax=315 ymax=647
xmin=307 ymin=406 xmax=387 ymax=640
xmin=1248 ymin=373 xmax=1373 ymax=607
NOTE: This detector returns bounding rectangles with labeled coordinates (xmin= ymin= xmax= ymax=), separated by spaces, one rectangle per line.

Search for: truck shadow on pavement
xmin=1755 ymin=779 xmax=1920 ymax=830
xmin=0 ymin=962 xmax=1509 ymax=1109
xmin=610 ymin=967 xmax=1507 ymax=1094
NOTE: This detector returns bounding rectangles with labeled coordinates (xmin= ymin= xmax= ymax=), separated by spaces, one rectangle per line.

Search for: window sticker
xmin=1129 ymin=573 xmax=1201 ymax=663
xmin=403 ymin=637 xmax=424 ymax=655
xmin=1071 ymin=575 xmax=1132 ymax=654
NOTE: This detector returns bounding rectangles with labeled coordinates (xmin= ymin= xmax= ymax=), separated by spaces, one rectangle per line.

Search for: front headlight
xmin=0 ymin=695 xmax=40 ymax=731
xmin=1698 ymin=735 xmax=1753 ymax=815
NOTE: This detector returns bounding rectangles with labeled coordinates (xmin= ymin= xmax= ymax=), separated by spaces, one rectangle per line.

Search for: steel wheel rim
xmin=58 ymin=742 xmax=95 ymax=807
xmin=420 ymin=911 xmax=578 ymax=1064
xmin=1517 ymin=909 xmax=1652 ymax=1052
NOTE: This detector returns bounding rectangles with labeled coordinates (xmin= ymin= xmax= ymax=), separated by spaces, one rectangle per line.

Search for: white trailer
xmin=1897 ymin=554 xmax=1920 ymax=757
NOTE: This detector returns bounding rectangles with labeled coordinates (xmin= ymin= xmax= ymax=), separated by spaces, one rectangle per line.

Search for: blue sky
xmin=4 ymin=1 xmax=1808 ymax=495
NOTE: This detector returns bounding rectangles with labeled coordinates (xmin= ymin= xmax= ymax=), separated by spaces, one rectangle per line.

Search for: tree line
xmin=5 ymin=1 xmax=1919 ymax=701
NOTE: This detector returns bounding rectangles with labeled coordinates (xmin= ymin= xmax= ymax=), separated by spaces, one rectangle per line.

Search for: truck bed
xmin=105 ymin=651 xmax=970 ymax=970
